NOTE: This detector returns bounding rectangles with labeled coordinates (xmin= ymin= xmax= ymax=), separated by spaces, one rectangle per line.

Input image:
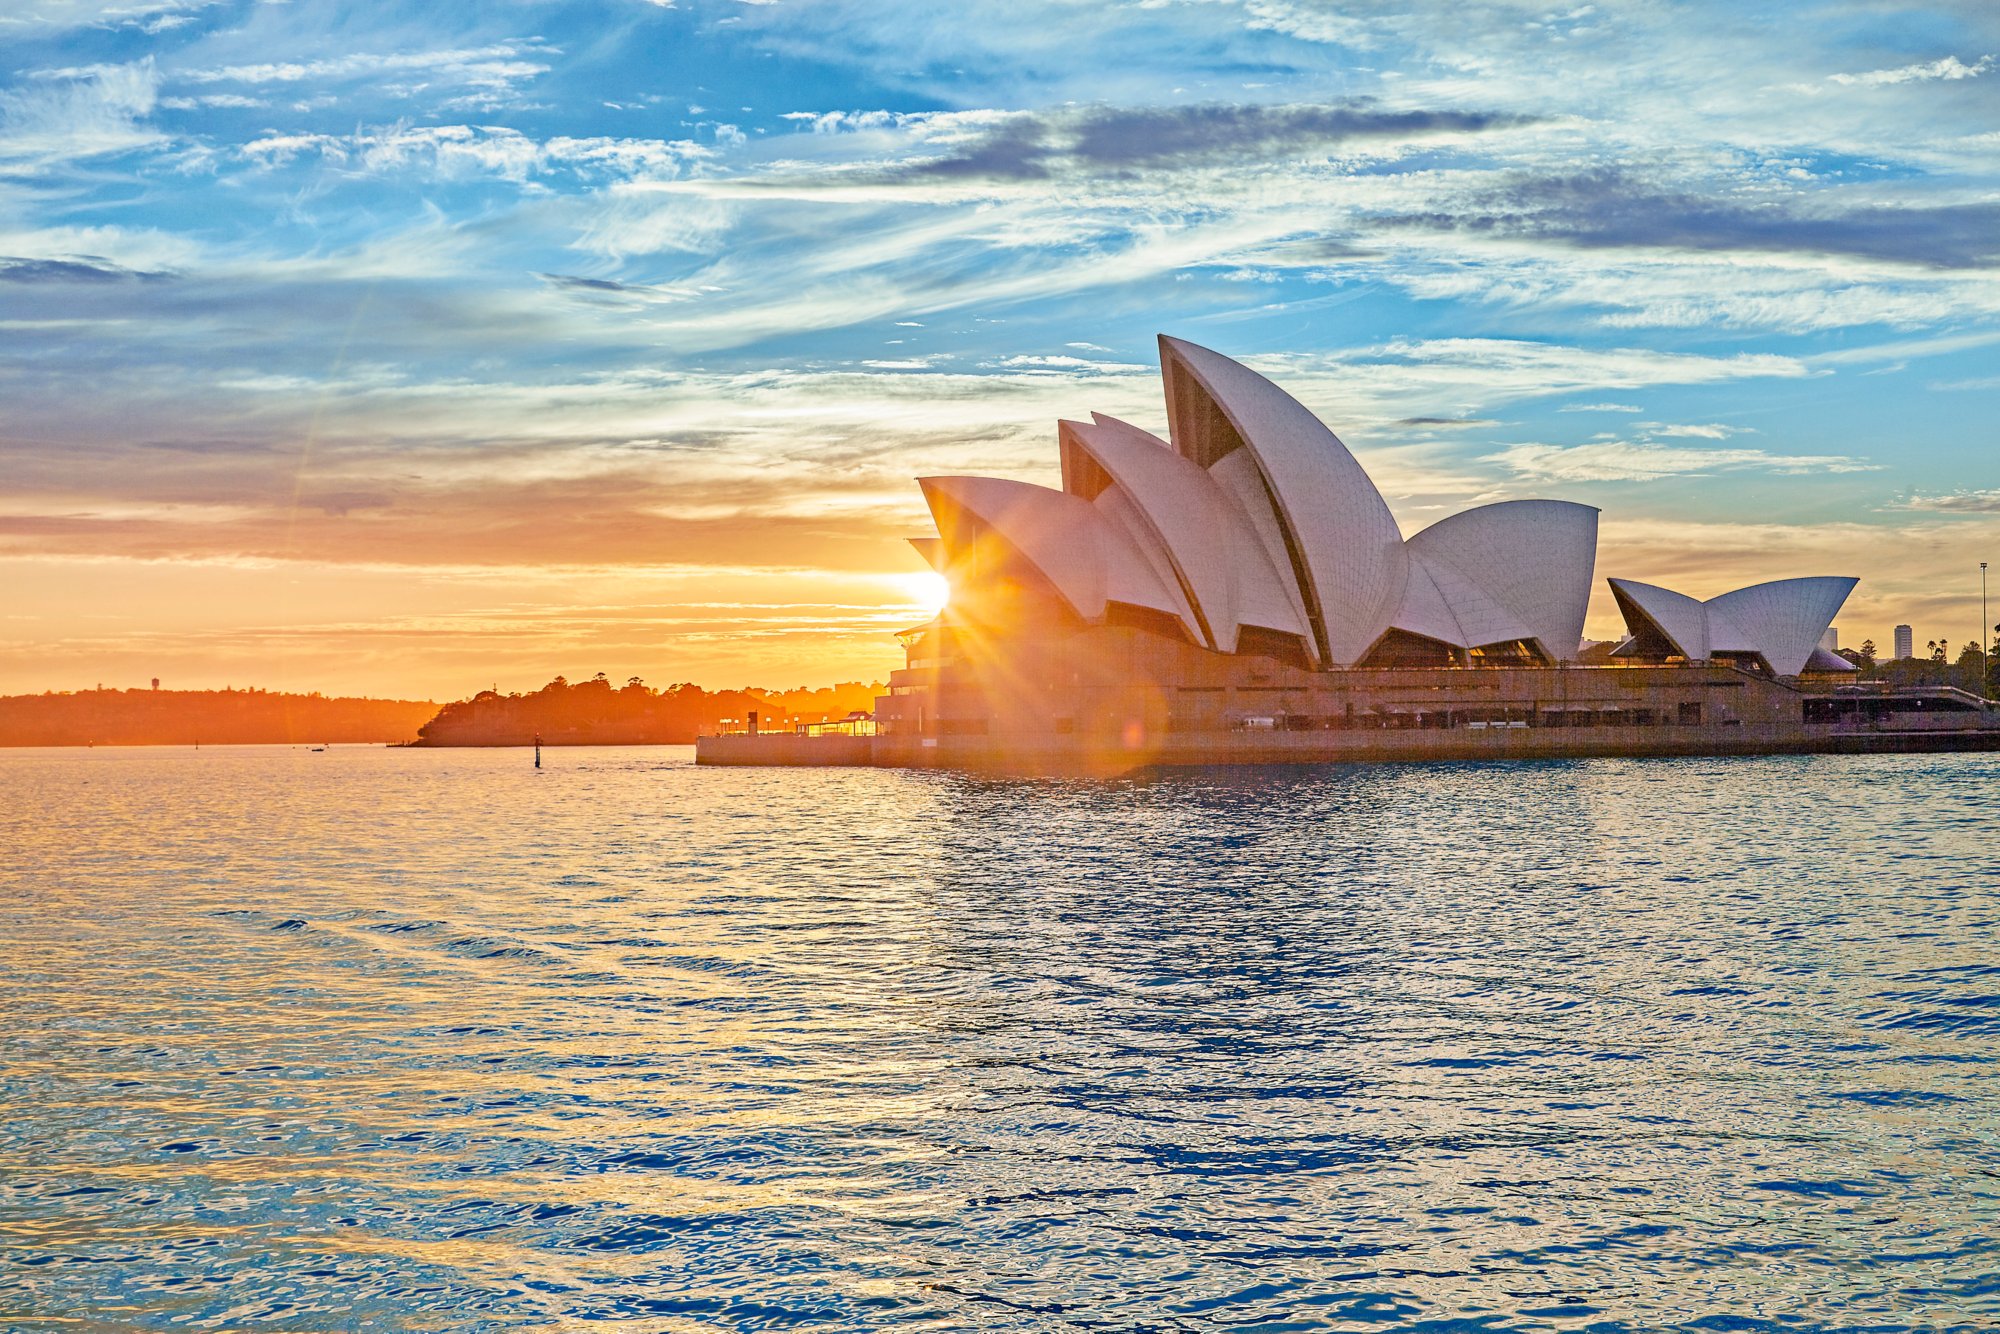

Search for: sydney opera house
xmin=699 ymin=336 xmax=1997 ymax=770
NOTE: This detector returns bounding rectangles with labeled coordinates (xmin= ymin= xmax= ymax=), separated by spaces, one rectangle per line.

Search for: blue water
xmin=3 ymin=746 xmax=1999 ymax=1331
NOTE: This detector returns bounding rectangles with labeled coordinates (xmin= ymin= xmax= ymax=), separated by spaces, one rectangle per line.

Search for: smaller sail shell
xmin=918 ymin=476 xmax=1201 ymax=641
xmin=1608 ymin=574 xmax=1859 ymax=676
xmin=1407 ymin=500 xmax=1599 ymax=660
xmin=1386 ymin=556 xmax=1537 ymax=652
xmin=1706 ymin=577 xmax=1859 ymax=677
xmin=1609 ymin=578 xmax=1713 ymax=661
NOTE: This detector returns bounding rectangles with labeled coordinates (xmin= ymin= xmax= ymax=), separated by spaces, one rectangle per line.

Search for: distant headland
xmin=407 ymin=675 xmax=884 ymax=747
xmin=0 ymin=686 xmax=436 ymax=747
xmin=1 ymin=675 xmax=885 ymax=747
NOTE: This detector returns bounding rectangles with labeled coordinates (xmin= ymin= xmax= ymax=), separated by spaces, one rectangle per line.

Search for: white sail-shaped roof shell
xmin=1387 ymin=558 xmax=1465 ymax=649
xmin=1609 ymin=574 xmax=1858 ymax=676
xmin=1703 ymin=604 xmax=1760 ymax=656
xmin=1706 ymin=577 xmax=1859 ymax=677
xmin=1406 ymin=501 xmax=1599 ymax=660
xmin=1092 ymin=485 xmax=1194 ymax=631
xmin=1609 ymin=578 xmax=1713 ymax=660
xmin=1206 ymin=449 xmax=1318 ymax=656
xmin=1159 ymin=336 xmax=1407 ymax=666
xmin=1057 ymin=415 xmax=1311 ymax=653
xmin=1804 ymin=645 xmax=1859 ymax=673
xmin=1429 ymin=555 xmax=1536 ymax=647
xmin=919 ymin=476 xmax=1200 ymax=641
xmin=1387 ymin=556 xmax=1536 ymax=654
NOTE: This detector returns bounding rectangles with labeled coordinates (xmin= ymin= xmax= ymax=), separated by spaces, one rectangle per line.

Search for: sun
xmin=897 ymin=571 xmax=951 ymax=616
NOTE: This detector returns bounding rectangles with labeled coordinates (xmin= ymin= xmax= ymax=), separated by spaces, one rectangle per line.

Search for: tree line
xmin=0 ymin=687 xmax=436 ymax=747
xmin=1836 ymin=632 xmax=2000 ymax=698
xmin=411 ymin=674 xmax=885 ymax=747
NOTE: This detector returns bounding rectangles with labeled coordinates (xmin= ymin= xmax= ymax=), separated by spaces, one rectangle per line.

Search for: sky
xmin=3 ymin=0 xmax=1997 ymax=699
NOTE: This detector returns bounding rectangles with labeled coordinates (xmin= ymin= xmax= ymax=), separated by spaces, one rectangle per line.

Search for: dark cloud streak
xmin=1070 ymin=104 xmax=1522 ymax=167
xmin=0 ymin=256 xmax=175 ymax=284
xmin=1383 ymin=168 xmax=2000 ymax=269
xmin=892 ymin=100 xmax=1531 ymax=181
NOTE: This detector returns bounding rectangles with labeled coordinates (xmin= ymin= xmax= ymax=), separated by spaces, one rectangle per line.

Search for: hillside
xmin=410 ymin=675 xmax=885 ymax=746
xmin=0 ymin=688 xmax=437 ymax=747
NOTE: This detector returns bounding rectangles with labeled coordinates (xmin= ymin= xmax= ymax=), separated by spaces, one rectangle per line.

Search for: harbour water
xmin=4 ymin=745 xmax=1998 ymax=1331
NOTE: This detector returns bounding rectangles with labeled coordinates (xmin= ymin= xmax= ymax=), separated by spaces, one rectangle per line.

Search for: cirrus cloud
xmin=1487 ymin=440 xmax=1881 ymax=483
xmin=1886 ymin=489 xmax=2000 ymax=514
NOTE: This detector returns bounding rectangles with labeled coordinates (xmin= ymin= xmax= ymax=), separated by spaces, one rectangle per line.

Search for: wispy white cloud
xmin=1643 ymin=422 xmax=1747 ymax=440
xmin=1487 ymin=440 xmax=1879 ymax=482
xmin=1284 ymin=338 xmax=1809 ymax=421
xmin=993 ymin=353 xmax=1147 ymax=374
xmin=158 ymin=92 xmax=263 ymax=109
xmin=239 ymin=123 xmax=707 ymax=183
xmin=1828 ymin=54 xmax=1993 ymax=87
xmin=182 ymin=43 xmax=555 ymax=90
xmin=1237 ymin=0 xmax=1378 ymax=49
xmin=1886 ymin=489 xmax=2000 ymax=513
xmin=0 ymin=221 xmax=201 ymax=270
xmin=0 ymin=59 xmax=160 ymax=165
xmin=0 ymin=0 xmax=212 ymax=31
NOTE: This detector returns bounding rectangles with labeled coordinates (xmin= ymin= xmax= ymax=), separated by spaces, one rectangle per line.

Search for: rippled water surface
xmin=5 ymin=746 xmax=2000 ymax=1331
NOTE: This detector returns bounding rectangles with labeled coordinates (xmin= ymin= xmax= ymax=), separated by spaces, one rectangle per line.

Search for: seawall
xmin=697 ymin=724 xmax=2000 ymax=772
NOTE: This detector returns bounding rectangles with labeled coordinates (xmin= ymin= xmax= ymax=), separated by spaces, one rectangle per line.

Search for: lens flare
xmin=899 ymin=571 xmax=950 ymax=615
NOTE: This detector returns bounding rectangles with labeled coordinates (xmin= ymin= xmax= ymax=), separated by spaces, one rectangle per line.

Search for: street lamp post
xmin=1983 ymin=561 xmax=1990 ymax=698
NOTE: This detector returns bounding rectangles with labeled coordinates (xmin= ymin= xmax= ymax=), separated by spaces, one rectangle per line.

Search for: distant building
xmin=1894 ymin=625 xmax=1913 ymax=660
xmin=1820 ymin=627 xmax=1838 ymax=653
xmin=151 ymin=678 xmax=160 ymax=691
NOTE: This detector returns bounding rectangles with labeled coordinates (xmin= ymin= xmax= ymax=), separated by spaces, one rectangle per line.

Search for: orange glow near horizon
xmin=0 ymin=553 xmax=939 ymax=702
xmin=3 ymin=505 xmax=1992 ymax=703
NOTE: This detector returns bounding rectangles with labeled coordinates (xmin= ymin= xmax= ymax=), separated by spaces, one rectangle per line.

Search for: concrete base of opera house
xmin=695 ymin=724 xmax=2000 ymax=771
xmin=696 ymin=660 xmax=2000 ymax=773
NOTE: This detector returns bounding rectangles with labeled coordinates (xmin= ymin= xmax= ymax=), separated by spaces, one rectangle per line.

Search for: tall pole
xmin=1983 ymin=561 xmax=1990 ymax=698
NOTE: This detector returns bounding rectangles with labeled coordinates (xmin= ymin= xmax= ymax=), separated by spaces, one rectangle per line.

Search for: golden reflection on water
xmin=2 ymin=745 xmax=1999 ymax=1329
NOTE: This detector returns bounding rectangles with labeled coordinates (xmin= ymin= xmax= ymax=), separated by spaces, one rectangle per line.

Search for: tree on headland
xmin=1858 ymin=640 xmax=1991 ymax=695
xmin=411 ymin=675 xmax=887 ymax=746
